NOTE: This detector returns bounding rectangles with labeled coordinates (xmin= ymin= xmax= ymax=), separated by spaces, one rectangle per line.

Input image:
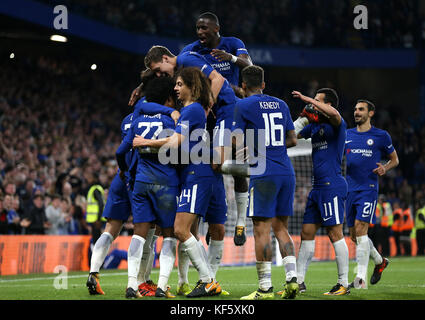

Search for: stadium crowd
xmin=0 ymin=48 xmax=423 ymax=255
xmin=40 ymin=0 xmax=425 ymax=49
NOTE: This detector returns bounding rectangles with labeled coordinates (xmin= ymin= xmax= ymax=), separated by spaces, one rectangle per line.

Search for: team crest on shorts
xmin=367 ymin=138 xmax=374 ymax=146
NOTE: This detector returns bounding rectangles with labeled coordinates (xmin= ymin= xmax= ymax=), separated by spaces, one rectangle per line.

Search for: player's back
xmin=301 ymin=119 xmax=347 ymax=189
xmin=176 ymin=51 xmax=235 ymax=107
xmin=233 ymin=94 xmax=295 ymax=178
xmin=345 ymin=126 xmax=394 ymax=192
xmin=132 ymin=113 xmax=179 ymax=187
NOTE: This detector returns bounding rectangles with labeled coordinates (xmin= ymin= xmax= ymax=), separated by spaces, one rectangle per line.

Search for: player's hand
xmin=128 ymin=84 xmax=143 ymax=106
xmin=292 ymin=91 xmax=312 ymax=104
xmin=211 ymin=49 xmax=232 ymax=62
xmin=133 ymin=134 xmax=148 ymax=147
xmin=170 ymin=110 xmax=180 ymax=124
xmin=373 ymin=162 xmax=386 ymax=176
xmin=300 ymin=104 xmax=320 ymax=123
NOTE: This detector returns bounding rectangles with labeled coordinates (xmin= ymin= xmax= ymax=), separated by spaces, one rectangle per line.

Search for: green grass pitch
xmin=1 ymin=257 xmax=424 ymax=300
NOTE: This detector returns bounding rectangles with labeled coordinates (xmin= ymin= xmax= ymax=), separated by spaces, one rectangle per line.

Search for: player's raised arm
xmin=292 ymin=89 xmax=341 ymax=127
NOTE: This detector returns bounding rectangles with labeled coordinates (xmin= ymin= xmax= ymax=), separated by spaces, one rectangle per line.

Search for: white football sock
xmin=197 ymin=239 xmax=214 ymax=279
xmin=177 ymin=241 xmax=190 ymax=286
xmin=356 ymin=235 xmax=370 ymax=280
xmin=256 ymin=261 xmax=272 ymax=291
xmin=282 ymin=255 xmax=297 ymax=282
xmin=296 ymin=240 xmax=315 ymax=284
xmin=208 ymin=239 xmax=224 ymax=279
xmin=182 ymin=235 xmax=211 ymax=283
xmin=137 ymin=228 xmax=155 ymax=285
xmin=158 ymin=237 xmax=177 ymax=291
xmin=235 ymin=191 xmax=248 ymax=227
xmin=90 ymin=232 xmax=113 ymax=273
xmin=332 ymin=238 xmax=349 ymax=288
xmin=368 ymin=237 xmax=383 ymax=265
xmin=145 ymin=234 xmax=158 ymax=282
xmin=128 ymin=235 xmax=146 ymax=290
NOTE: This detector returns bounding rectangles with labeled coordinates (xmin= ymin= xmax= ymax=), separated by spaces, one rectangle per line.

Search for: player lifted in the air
xmin=144 ymin=45 xmax=235 ymax=293
xmin=345 ymin=99 xmax=398 ymax=289
xmin=180 ymin=12 xmax=253 ymax=246
xmin=293 ymin=88 xmax=350 ymax=296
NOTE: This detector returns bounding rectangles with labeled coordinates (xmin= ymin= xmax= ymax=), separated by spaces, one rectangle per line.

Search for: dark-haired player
xmin=293 ymin=88 xmax=350 ymax=296
xmin=181 ymin=12 xmax=253 ymax=245
xmin=144 ymin=45 xmax=235 ymax=293
xmin=86 ymin=74 xmax=179 ymax=297
xmin=232 ymin=66 xmax=298 ymax=300
xmin=345 ymin=99 xmax=398 ymax=289
xmin=116 ymin=76 xmax=179 ymax=299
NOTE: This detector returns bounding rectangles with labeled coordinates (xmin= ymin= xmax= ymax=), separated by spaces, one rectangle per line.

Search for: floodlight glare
xmin=50 ymin=35 xmax=68 ymax=42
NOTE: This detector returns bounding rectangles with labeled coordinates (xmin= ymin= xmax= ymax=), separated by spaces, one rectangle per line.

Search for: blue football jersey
xmin=120 ymin=113 xmax=137 ymax=183
xmin=300 ymin=119 xmax=347 ymax=188
xmin=345 ymin=126 xmax=395 ymax=192
xmin=232 ymin=94 xmax=295 ymax=178
xmin=176 ymin=51 xmax=236 ymax=107
xmin=116 ymin=112 xmax=179 ymax=187
xmin=180 ymin=37 xmax=249 ymax=86
xmin=133 ymin=97 xmax=175 ymax=118
xmin=175 ymin=102 xmax=214 ymax=179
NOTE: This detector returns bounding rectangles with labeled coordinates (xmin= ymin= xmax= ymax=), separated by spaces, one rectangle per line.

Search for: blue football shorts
xmin=247 ymin=175 xmax=295 ymax=219
xmin=132 ymin=181 xmax=179 ymax=228
xmin=102 ymin=173 xmax=132 ymax=222
xmin=346 ymin=190 xmax=378 ymax=228
xmin=303 ymin=187 xmax=347 ymax=227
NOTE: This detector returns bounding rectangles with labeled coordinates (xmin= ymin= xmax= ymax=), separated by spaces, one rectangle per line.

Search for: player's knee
xmin=354 ymin=220 xmax=369 ymax=237
xmin=233 ymin=176 xmax=248 ymax=192
xmin=300 ymin=229 xmax=315 ymax=241
xmin=173 ymin=225 xmax=189 ymax=242
xmin=326 ymin=226 xmax=343 ymax=243
xmin=208 ymin=224 xmax=225 ymax=240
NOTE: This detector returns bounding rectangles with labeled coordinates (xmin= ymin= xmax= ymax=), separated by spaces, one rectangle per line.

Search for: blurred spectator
xmin=401 ymin=203 xmax=414 ymax=256
xmin=415 ymin=202 xmax=425 ymax=255
xmin=20 ymin=194 xmax=50 ymax=234
xmin=39 ymin=0 xmax=424 ymax=50
xmin=45 ymin=194 xmax=66 ymax=235
xmin=0 ymin=196 xmax=7 ymax=234
xmin=392 ymin=202 xmax=403 ymax=256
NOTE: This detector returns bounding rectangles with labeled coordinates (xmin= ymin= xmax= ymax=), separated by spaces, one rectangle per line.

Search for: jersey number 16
xmin=262 ymin=112 xmax=284 ymax=147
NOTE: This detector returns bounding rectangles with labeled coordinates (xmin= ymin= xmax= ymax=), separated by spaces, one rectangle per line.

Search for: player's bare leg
xmin=273 ymin=216 xmax=299 ymax=299
xmin=241 ymin=217 xmax=274 ymax=300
